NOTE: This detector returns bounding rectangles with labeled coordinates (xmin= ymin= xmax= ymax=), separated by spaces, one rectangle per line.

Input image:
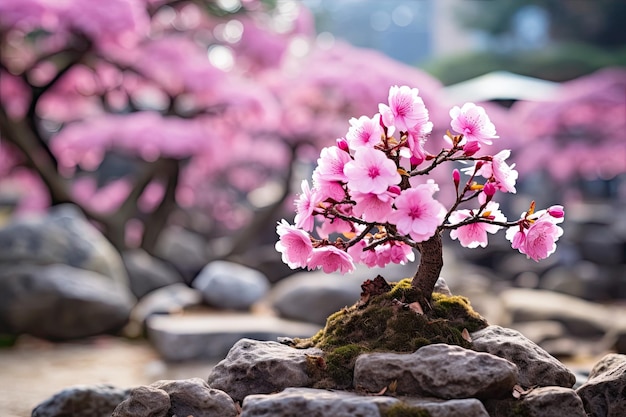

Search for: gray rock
xmin=122 ymin=249 xmax=183 ymax=299
xmin=240 ymin=387 xmax=398 ymax=417
xmin=147 ymin=313 xmax=320 ymax=361
xmin=193 ymin=261 xmax=270 ymax=310
xmin=129 ymin=283 xmax=203 ymax=327
xmin=112 ymin=385 xmax=170 ymax=417
xmin=471 ymin=325 xmax=576 ymax=388
xmin=0 ymin=204 xmax=127 ymax=283
xmin=151 ymin=378 xmax=237 ymax=417
xmin=0 ymin=264 xmax=135 ymax=339
xmin=500 ymin=288 xmax=611 ymax=337
xmin=521 ymin=386 xmax=586 ymax=417
xmin=577 ymin=353 xmax=626 ymax=417
xmin=207 ymin=338 xmax=324 ymax=402
xmin=353 ymin=343 xmax=518 ymax=399
xmin=31 ymin=384 xmax=130 ymax=417
xmin=405 ymin=398 xmax=490 ymax=417
xmin=266 ymin=271 xmax=365 ymax=325
xmin=154 ymin=226 xmax=210 ymax=282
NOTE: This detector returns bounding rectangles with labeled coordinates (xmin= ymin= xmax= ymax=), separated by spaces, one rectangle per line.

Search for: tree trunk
xmin=411 ymin=232 xmax=443 ymax=312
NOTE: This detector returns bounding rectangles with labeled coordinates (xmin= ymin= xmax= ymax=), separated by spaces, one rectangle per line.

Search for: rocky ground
xmin=0 ymin=336 xmax=217 ymax=417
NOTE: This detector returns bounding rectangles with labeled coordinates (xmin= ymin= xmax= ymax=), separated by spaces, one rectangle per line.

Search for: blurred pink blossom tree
xmin=510 ymin=68 xmax=626 ymax=200
xmin=0 ymin=0 xmax=446 ymax=258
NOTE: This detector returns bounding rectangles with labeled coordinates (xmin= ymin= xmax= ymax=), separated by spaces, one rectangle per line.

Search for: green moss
xmin=297 ymin=276 xmax=489 ymax=389
xmin=381 ymin=403 xmax=431 ymax=417
xmin=324 ymin=344 xmax=365 ymax=389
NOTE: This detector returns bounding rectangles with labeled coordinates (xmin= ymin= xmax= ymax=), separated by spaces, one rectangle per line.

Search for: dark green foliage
xmin=296 ymin=278 xmax=489 ymax=389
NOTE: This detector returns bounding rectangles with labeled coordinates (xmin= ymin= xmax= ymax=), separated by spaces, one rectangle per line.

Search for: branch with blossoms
xmin=276 ymin=85 xmax=564 ymax=312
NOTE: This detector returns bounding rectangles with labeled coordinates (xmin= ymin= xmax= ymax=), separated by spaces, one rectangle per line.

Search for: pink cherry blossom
xmin=314 ymin=146 xmax=351 ymax=183
xmin=294 ymin=180 xmax=319 ymax=232
xmin=506 ymin=209 xmax=564 ymax=261
xmin=344 ymin=147 xmax=401 ymax=194
xmin=388 ymin=242 xmax=415 ymax=265
xmin=470 ymin=150 xmax=518 ymax=194
xmin=387 ymin=182 xmax=446 ymax=242
xmin=450 ymin=103 xmax=499 ymax=145
xmin=275 ymin=220 xmax=313 ymax=269
xmin=312 ymin=145 xmax=351 ymax=201
xmin=307 ymin=245 xmax=355 ymax=274
xmin=449 ymin=202 xmax=506 ymax=248
xmin=379 ymin=85 xmax=431 ymax=133
xmin=346 ymin=114 xmax=384 ymax=149
xmin=351 ymin=190 xmax=395 ymax=223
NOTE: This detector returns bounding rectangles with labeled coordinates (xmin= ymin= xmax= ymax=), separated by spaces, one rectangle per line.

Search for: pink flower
xmin=471 ymin=150 xmax=518 ymax=194
xmin=308 ymin=246 xmax=355 ymax=274
xmin=294 ymin=180 xmax=319 ymax=232
xmin=275 ymin=220 xmax=313 ymax=269
xmin=351 ymin=190 xmax=395 ymax=223
xmin=314 ymin=146 xmax=351 ymax=183
xmin=344 ymin=147 xmax=400 ymax=194
xmin=387 ymin=181 xmax=446 ymax=242
xmin=346 ymin=114 xmax=384 ymax=149
xmin=379 ymin=85 xmax=431 ymax=133
xmin=506 ymin=208 xmax=564 ymax=261
xmin=449 ymin=202 xmax=506 ymax=248
xmin=388 ymin=242 xmax=415 ymax=265
xmin=312 ymin=145 xmax=351 ymax=201
xmin=450 ymin=103 xmax=499 ymax=145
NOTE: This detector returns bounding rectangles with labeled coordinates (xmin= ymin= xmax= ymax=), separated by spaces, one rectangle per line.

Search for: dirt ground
xmin=0 ymin=335 xmax=218 ymax=417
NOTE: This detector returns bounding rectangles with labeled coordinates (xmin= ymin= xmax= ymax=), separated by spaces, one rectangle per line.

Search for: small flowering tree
xmin=276 ymin=85 xmax=565 ymax=311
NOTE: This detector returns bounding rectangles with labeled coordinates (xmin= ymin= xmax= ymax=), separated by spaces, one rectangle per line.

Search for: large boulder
xmin=0 ymin=204 xmax=127 ymax=283
xmin=192 ymin=261 xmax=270 ymax=310
xmin=0 ymin=264 xmax=135 ymax=339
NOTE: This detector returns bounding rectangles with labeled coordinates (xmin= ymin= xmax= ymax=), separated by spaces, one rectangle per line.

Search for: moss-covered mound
xmin=297 ymin=277 xmax=489 ymax=389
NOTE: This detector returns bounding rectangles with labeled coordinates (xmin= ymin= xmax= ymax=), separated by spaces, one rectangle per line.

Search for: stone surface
xmin=471 ymin=325 xmax=576 ymax=388
xmin=522 ymin=386 xmax=586 ymax=417
xmin=151 ymin=378 xmax=237 ymax=417
xmin=112 ymin=385 xmax=170 ymax=417
xmin=353 ymin=343 xmax=518 ymax=399
xmin=577 ymin=353 xmax=626 ymax=417
xmin=0 ymin=204 xmax=127 ymax=283
xmin=0 ymin=264 xmax=135 ymax=339
xmin=129 ymin=283 xmax=203 ymax=326
xmin=154 ymin=225 xmax=210 ymax=282
xmin=122 ymin=249 xmax=183 ymax=299
xmin=31 ymin=384 xmax=130 ymax=417
xmin=266 ymin=271 xmax=367 ymax=325
xmin=193 ymin=261 xmax=270 ymax=310
xmin=207 ymin=338 xmax=324 ymax=402
xmin=404 ymin=398 xmax=490 ymax=417
xmin=240 ymin=387 xmax=398 ymax=417
xmin=500 ymin=288 xmax=611 ymax=337
xmin=147 ymin=313 xmax=320 ymax=361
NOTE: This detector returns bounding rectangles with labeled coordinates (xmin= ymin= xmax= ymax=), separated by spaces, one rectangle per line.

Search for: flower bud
xmin=452 ymin=169 xmax=460 ymax=187
xmin=483 ymin=182 xmax=496 ymax=197
xmin=410 ymin=154 xmax=425 ymax=167
xmin=547 ymin=205 xmax=564 ymax=218
xmin=336 ymin=138 xmax=349 ymax=152
xmin=388 ymin=185 xmax=401 ymax=196
xmin=463 ymin=140 xmax=481 ymax=156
